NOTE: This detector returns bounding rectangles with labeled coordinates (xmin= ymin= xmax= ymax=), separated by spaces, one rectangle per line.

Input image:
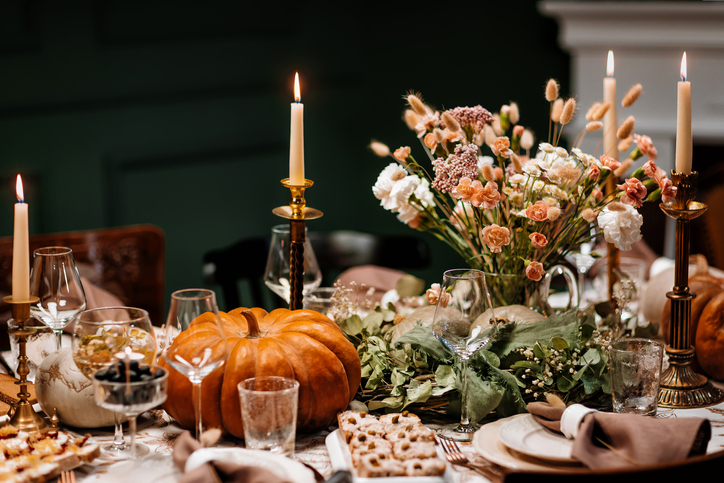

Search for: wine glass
xmin=564 ymin=242 xmax=597 ymax=306
xmin=432 ymin=269 xmax=498 ymax=441
xmin=263 ymin=224 xmax=322 ymax=304
xmin=162 ymin=288 xmax=228 ymax=440
xmin=30 ymin=247 xmax=87 ymax=350
xmin=92 ymin=365 xmax=168 ymax=459
xmin=72 ymin=307 xmax=157 ymax=459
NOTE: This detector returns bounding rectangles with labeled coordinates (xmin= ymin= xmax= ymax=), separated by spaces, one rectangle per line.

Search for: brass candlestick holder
xmin=658 ymin=171 xmax=724 ymax=408
xmin=272 ymin=178 xmax=322 ymax=310
xmin=2 ymin=295 xmax=48 ymax=431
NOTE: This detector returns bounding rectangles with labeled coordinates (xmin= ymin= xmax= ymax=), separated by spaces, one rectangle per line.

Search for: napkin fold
xmin=172 ymin=431 xmax=292 ymax=483
xmin=526 ymin=402 xmax=711 ymax=470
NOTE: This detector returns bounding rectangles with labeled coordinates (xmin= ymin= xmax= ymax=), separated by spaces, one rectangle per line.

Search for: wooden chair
xmin=203 ymin=230 xmax=431 ymax=310
xmin=0 ymin=224 xmax=165 ymax=350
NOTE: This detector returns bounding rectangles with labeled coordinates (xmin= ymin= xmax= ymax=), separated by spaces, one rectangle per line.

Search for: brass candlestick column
xmin=658 ymin=171 xmax=724 ymax=408
xmin=2 ymin=295 xmax=48 ymax=431
xmin=272 ymin=179 xmax=322 ymax=310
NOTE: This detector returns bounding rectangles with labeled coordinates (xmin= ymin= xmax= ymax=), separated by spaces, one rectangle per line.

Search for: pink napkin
xmin=334 ymin=265 xmax=406 ymax=303
xmin=527 ymin=402 xmax=711 ymax=469
xmin=172 ymin=432 xmax=292 ymax=483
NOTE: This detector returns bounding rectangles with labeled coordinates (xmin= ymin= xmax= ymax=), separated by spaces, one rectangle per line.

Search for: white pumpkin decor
xmin=35 ymin=348 xmax=123 ymax=428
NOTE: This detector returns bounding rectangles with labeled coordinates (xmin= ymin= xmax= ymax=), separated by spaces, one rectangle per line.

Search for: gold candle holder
xmin=272 ymin=179 xmax=322 ymax=310
xmin=2 ymin=295 xmax=48 ymax=431
xmin=658 ymin=171 xmax=724 ymax=408
xmin=605 ymin=174 xmax=620 ymax=308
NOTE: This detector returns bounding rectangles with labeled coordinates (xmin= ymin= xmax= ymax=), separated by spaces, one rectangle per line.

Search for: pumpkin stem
xmin=241 ymin=309 xmax=262 ymax=338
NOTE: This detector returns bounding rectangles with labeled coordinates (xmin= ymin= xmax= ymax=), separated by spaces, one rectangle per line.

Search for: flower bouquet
xmin=370 ymin=80 xmax=670 ymax=312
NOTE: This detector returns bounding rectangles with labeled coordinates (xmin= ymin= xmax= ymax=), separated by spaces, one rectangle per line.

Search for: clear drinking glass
xmin=162 ymin=289 xmax=228 ymax=440
xmin=432 ymin=269 xmax=498 ymax=441
xmin=93 ymin=366 xmax=168 ymax=459
xmin=72 ymin=307 xmax=157 ymax=459
xmin=609 ymin=338 xmax=664 ymax=416
xmin=238 ymin=376 xmax=299 ymax=457
xmin=30 ymin=247 xmax=87 ymax=350
xmin=263 ymin=224 xmax=322 ymax=304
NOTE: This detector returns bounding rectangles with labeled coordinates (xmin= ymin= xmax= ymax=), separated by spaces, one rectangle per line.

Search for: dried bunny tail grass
xmin=592 ymin=102 xmax=611 ymax=121
xmin=406 ymin=93 xmax=428 ymax=116
xmin=545 ymin=79 xmax=559 ymax=102
xmin=403 ymin=109 xmax=420 ymax=130
xmin=521 ymin=130 xmax=534 ymax=150
xmin=545 ymin=393 xmax=567 ymax=409
xmin=585 ymin=102 xmax=602 ymax=121
xmin=442 ymin=111 xmax=460 ymax=132
xmin=614 ymin=158 xmax=634 ymax=177
xmin=617 ymin=115 xmax=635 ymax=140
xmin=509 ymin=102 xmax=520 ymax=125
xmin=622 ymin=83 xmax=643 ymax=108
xmin=484 ymin=124 xmax=498 ymax=146
xmin=369 ymin=140 xmax=390 ymax=157
xmin=618 ymin=135 xmax=633 ymax=152
xmin=551 ymin=98 xmax=564 ymax=123
xmin=481 ymin=163 xmax=495 ymax=182
xmin=433 ymin=128 xmax=445 ymax=144
xmin=560 ymin=98 xmax=577 ymax=125
xmin=511 ymin=153 xmax=523 ymax=173
xmin=586 ymin=121 xmax=603 ymax=131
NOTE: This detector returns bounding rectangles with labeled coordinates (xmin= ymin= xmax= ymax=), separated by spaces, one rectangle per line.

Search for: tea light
xmin=115 ymin=347 xmax=144 ymax=394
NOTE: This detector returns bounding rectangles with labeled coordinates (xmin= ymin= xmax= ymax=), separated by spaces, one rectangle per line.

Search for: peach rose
xmin=525 ymin=201 xmax=549 ymax=222
xmin=660 ymin=177 xmax=678 ymax=203
xmin=588 ymin=165 xmax=600 ymax=180
xmin=525 ymin=261 xmax=546 ymax=282
xmin=634 ymin=134 xmax=657 ymax=160
xmin=481 ymin=224 xmax=511 ymax=253
xmin=426 ymin=283 xmax=450 ymax=308
xmin=642 ymin=160 xmax=666 ymax=184
xmin=452 ymin=177 xmax=477 ymax=202
xmin=591 ymin=188 xmax=603 ymax=202
xmin=491 ymin=136 xmax=513 ymax=158
xmin=529 ymin=232 xmax=548 ymax=249
xmin=471 ymin=181 xmax=501 ymax=209
xmin=618 ymin=178 xmax=647 ymax=208
xmin=600 ymin=155 xmax=621 ymax=172
xmin=393 ymin=146 xmax=411 ymax=162
xmin=424 ymin=133 xmax=438 ymax=150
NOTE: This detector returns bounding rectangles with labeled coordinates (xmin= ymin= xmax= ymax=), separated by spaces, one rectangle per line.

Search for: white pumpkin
xmin=35 ymin=348 xmax=123 ymax=428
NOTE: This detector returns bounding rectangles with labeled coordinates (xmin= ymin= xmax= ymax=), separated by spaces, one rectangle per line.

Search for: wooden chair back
xmin=0 ymin=224 xmax=165 ymax=350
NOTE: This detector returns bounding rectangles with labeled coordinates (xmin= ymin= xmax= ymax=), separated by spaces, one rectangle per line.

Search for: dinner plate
xmin=185 ymin=447 xmax=317 ymax=483
xmin=325 ymin=429 xmax=452 ymax=483
xmin=497 ymin=413 xmax=576 ymax=463
xmin=472 ymin=414 xmax=581 ymax=472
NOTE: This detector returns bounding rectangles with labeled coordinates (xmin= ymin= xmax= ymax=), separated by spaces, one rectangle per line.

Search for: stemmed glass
xmin=432 ymin=269 xmax=498 ymax=441
xmin=72 ymin=307 xmax=157 ymax=459
xmin=93 ymin=365 xmax=168 ymax=459
xmin=263 ymin=224 xmax=322 ymax=304
xmin=30 ymin=247 xmax=87 ymax=350
xmin=162 ymin=289 xmax=228 ymax=440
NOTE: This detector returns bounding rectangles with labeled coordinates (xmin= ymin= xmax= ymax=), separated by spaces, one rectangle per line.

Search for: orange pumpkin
xmin=662 ymin=274 xmax=724 ymax=380
xmin=160 ymin=307 xmax=361 ymax=437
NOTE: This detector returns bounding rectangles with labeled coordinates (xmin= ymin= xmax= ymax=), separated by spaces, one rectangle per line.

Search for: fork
xmin=59 ymin=470 xmax=76 ymax=483
xmin=436 ymin=436 xmax=507 ymax=482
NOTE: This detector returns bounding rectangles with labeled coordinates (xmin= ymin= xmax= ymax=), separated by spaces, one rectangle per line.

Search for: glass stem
xmin=458 ymin=357 xmax=470 ymax=428
xmin=193 ymin=380 xmax=202 ymax=440
xmin=54 ymin=329 xmax=63 ymax=351
xmin=113 ymin=412 xmax=126 ymax=450
xmin=128 ymin=415 xmax=138 ymax=459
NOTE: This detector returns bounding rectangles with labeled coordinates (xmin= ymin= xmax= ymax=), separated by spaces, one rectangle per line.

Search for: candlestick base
xmin=273 ymin=179 xmax=323 ymax=310
xmin=657 ymin=171 xmax=724 ymax=408
xmin=2 ymin=295 xmax=49 ymax=432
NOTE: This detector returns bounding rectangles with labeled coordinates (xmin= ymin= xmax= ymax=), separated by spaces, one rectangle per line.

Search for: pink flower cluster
xmin=432 ymin=144 xmax=479 ymax=193
xmin=442 ymin=106 xmax=494 ymax=131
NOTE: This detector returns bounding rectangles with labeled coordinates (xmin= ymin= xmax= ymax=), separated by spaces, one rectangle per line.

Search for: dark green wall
xmin=0 ymin=0 xmax=569 ymax=316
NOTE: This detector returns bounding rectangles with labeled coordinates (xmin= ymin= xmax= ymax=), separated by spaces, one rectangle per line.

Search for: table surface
xmin=56 ymin=396 xmax=724 ymax=483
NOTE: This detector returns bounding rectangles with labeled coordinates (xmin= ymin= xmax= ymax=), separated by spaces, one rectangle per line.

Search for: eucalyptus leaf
xmin=395 ymin=325 xmax=453 ymax=363
xmin=406 ymin=380 xmax=433 ymax=404
xmin=489 ymin=310 xmax=580 ymax=358
xmin=339 ymin=314 xmax=364 ymax=337
xmin=368 ymin=396 xmax=404 ymax=411
xmin=434 ymin=365 xmax=456 ymax=387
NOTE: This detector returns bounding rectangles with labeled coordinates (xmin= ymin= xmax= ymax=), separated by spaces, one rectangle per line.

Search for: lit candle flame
xmin=680 ymin=52 xmax=687 ymax=82
xmin=294 ymin=72 xmax=301 ymax=103
xmin=607 ymin=50 xmax=614 ymax=77
xmin=15 ymin=175 xmax=24 ymax=203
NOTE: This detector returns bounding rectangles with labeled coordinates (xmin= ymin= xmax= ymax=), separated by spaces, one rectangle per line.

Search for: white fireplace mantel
xmin=539 ymin=1 xmax=724 ymax=256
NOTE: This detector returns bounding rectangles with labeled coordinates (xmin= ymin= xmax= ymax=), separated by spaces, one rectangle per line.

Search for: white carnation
xmin=597 ymin=202 xmax=643 ymax=251
xmin=373 ymin=163 xmax=407 ymax=211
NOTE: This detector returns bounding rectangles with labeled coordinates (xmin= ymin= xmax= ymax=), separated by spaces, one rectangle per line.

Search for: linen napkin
xmin=172 ymin=431 xmax=292 ymax=483
xmin=526 ymin=402 xmax=711 ymax=470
